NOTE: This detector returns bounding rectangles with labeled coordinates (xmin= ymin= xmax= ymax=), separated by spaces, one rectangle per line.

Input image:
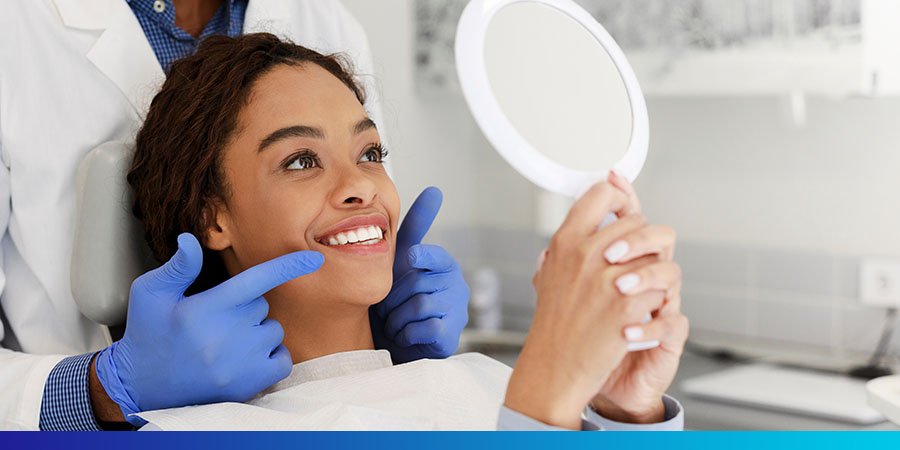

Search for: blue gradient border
xmin=3 ymin=432 xmax=900 ymax=450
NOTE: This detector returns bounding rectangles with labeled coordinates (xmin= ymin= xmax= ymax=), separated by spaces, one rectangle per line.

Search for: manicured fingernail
xmin=624 ymin=326 xmax=644 ymax=341
xmin=615 ymin=273 xmax=640 ymax=294
xmin=604 ymin=241 xmax=629 ymax=263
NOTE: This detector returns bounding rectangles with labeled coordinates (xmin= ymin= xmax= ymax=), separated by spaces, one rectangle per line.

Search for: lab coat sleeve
xmin=0 ymin=348 xmax=68 ymax=430
xmin=0 ymin=153 xmax=70 ymax=430
xmin=496 ymin=395 xmax=684 ymax=431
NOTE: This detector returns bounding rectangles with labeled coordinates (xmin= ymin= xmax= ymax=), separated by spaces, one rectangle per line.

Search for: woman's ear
xmin=203 ymin=201 xmax=233 ymax=251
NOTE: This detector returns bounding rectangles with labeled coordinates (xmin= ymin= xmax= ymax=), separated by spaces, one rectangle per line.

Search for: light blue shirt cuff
xmin=497 ymin=406 xmax=601 ymax=431
xmin=585 ymin=395 xmax=684 ymax=431
xmin=497 ymin=395 xmax=684 ymax=431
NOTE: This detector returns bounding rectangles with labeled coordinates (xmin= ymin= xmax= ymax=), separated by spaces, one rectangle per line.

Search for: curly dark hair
xmin=128 ymin=33 xmax=366 ymax=293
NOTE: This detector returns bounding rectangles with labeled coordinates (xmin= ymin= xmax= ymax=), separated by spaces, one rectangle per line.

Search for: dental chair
xmin=71 ymin=141 xmax=158 ymax=334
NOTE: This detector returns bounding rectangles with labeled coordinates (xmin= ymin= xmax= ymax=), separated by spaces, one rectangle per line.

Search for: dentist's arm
xmin=86 ymin=233 xmax=324 ymax=427
xmin=371 ymin=187 xmax=469 ymax=363
xmin=0 ymin=150 xmax=76 ymax=431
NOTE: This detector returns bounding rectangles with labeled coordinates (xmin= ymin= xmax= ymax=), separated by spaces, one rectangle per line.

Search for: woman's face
xmin=208 ymin=63 xmax=399 ymax=307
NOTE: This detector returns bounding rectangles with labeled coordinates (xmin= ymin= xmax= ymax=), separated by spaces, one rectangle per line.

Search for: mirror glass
xmin=483 ymin=2 xmax=633 ymax=173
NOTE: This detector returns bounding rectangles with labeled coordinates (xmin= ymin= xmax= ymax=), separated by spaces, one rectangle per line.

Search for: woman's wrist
xmin=504 ymin=380 xmax=583 ymax=430
xmin=503 ymin=349 xmax=595 ymax=430
xmin=589 ymin=394 xmax=666 ymax=424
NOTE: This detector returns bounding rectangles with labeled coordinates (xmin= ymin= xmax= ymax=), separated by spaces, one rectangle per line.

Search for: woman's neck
xmin=269 ymin=301 xmax=375 ymax=363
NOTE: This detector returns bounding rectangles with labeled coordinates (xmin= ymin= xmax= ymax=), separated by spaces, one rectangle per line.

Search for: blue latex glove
xmin=370 ymin=187 xmax=470 ymax=363
xmin=95 ymin=233 xmax=324 ymax=426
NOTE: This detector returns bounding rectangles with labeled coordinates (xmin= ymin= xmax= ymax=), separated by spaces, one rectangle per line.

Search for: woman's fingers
xmin=578 ymin=214 xmax=647 ymax=266
xmin=611 ymin=260 xmax=681 ymax=297
xmin=617 ymin=290 xmax=666 ymax=325
xmin=538 ymin=214 xmax=647 ymax=280
xmin=558 ymin=183 xmax=633 ymax=239
xmin=656 ymin=286 xmax=683 ymax=317
xmin=603 ymin=224 xmax=676 ymax=265
xmin=607 ymin=170 xmax=641 ymax=214
xmin=622 ymin=314 xmax=689 ymax=350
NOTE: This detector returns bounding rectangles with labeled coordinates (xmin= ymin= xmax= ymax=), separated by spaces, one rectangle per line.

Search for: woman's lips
xmin=315 ymin=213 xmax=389 ymax=242
xmin=314 ymin=212 xmax=391 ymax=256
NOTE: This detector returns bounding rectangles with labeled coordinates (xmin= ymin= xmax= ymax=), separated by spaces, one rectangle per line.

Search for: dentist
xmin=0 ymin=0 xmax=469 ymax=430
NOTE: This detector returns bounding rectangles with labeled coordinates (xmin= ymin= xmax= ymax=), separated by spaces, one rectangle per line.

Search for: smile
xmin=318 ymin=225 xmax=386 ymax=246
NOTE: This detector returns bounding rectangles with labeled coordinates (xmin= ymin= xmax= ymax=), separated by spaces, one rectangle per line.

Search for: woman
xmin=126 ymin=33 xmax=688 ymax=430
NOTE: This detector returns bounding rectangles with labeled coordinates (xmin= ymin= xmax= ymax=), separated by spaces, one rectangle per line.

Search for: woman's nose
xmin=331 ymin=167 xmax=377 ymax=207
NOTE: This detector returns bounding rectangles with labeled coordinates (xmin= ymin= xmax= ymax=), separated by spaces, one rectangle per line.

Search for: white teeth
xmin=321 ymin=225 xmax=386 ymax=246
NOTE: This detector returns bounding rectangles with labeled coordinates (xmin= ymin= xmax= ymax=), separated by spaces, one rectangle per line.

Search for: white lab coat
xmin=0 ymin=0 xmax=384 ymax=430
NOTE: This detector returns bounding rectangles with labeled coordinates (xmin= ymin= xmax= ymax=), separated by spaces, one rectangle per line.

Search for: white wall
xmin=639 ymin=95 xmax=900 ymax=257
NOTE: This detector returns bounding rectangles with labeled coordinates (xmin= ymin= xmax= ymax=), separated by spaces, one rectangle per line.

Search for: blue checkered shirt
xmin=128 ymin=0 xmax=247 ymax=73
xmin=38 ymin=0 xmax=247 ymax=431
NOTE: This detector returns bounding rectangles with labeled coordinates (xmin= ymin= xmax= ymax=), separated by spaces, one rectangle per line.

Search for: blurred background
xmin=341 ymin=0 xmax=900 ymax=429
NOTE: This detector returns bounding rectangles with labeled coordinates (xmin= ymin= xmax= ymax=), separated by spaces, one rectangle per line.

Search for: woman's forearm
xmin=502 ymin=330 xmax=609 ymax=430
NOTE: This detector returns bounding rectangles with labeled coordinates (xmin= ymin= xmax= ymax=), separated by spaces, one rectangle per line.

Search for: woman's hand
xmin=503 ymin=181 xmax=675 ymax=429
xmin=588 ymin=171 xmax=689 ymax=424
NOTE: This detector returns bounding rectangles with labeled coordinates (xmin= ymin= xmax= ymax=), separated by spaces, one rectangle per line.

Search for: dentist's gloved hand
xmin=370 ymin=187 xmax=470 ymax=363
xmin=94 ymin=233 xmax=324 ymax=426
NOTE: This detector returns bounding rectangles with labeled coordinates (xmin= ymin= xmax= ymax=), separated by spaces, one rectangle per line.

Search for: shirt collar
xmin=126 ymin=0 xmax=240 ymax=40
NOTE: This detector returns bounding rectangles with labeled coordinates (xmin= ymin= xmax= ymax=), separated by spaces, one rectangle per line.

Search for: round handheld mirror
xmin=455 ymin=0 xmax=656 ymax=351
xmin=455 ymin=0 xmax=648 ymax=196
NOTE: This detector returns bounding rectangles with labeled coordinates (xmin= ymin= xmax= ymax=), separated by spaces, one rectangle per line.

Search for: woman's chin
xmin=322 ymin=278 xmax=392 ymax=307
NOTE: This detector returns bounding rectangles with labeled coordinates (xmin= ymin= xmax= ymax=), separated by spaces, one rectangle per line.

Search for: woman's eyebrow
xmin=258 ymin=125 xmax=325 ymax=152
xmin=257 ymin=119 xmax=376 ymax=153
xmin=352 ymin=118 xmax=377 ymax=135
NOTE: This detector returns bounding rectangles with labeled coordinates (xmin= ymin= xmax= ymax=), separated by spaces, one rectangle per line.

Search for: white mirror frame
xmin=455 ymin=0 xmax=649 ymax=196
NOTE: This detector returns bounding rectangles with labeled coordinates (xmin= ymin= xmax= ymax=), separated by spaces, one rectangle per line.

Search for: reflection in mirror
xmin=483 ymin=1 xmax=633 ymax=172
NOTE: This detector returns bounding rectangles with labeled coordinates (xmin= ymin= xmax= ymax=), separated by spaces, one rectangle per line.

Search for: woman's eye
xmin=285 ymin=153 xmax=319 ymax=170
xmin=359 ymin=145 xmax=389 ymax=163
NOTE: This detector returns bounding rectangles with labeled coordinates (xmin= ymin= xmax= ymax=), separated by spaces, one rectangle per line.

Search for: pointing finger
xmin=194 ymin=251 xmax=324 ymax=307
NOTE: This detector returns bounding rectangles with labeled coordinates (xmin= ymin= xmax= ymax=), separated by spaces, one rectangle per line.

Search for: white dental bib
xmin=136 ymin=350 xmax=512 ymax=430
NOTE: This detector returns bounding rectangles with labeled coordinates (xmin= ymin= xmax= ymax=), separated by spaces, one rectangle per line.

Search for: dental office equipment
xmin=867 ymin=374 xmax=900 ymax=425
xmin=683 ymin=364 xmax=885 ymax=425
